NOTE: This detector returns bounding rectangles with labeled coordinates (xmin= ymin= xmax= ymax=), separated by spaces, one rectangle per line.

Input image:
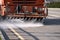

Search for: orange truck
xmin=0 ymin=0 xmax=48 ymax=23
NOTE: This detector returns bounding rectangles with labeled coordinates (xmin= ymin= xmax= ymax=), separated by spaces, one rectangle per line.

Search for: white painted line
xmin=8 ymin=26 xmax=24 ymax=40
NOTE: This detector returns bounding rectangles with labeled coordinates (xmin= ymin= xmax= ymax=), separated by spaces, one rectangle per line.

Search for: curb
xmin=48 ymin=8 xmax=60 ymax=10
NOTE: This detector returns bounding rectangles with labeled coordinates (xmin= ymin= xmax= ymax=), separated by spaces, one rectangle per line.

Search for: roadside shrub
xmin=47 ymin=2 xmax=60 ymax=8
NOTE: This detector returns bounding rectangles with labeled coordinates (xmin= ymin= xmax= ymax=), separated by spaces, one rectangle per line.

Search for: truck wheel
xmin=0 ymin=16 xmax=2 ymax=21
xmin=2 ymin=16 xmax=7 ymax=20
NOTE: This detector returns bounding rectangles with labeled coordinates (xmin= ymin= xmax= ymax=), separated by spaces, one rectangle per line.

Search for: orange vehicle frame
xmin=0 ymin=0 xmax=48 ymax=18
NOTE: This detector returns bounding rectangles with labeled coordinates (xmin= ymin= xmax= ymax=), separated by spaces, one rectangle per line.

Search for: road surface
xmin=0 ymin=8 xmax=60 ymax=40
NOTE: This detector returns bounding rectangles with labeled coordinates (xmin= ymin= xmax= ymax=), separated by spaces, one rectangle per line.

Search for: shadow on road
xmin=0 ymin=28 xmax=10 ymax=40
xmin=19 ymin=28 xmax=39 ymax=40
xmin=44 ymin=19 xmax=60 ymax=25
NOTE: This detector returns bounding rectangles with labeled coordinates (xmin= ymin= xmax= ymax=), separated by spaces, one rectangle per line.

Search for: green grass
xmin=47 ymin=2 xmax=60 ymax=8
xmin=0 ymin=36 xmax=2 ymax=40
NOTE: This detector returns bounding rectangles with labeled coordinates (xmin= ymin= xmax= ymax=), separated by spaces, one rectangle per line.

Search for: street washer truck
xmin=0 ymin=0 xmax=48 ymax=23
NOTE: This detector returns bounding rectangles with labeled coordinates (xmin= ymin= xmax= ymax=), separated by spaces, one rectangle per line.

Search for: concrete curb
xmin=48 ymin=8 xmax=60 ymax=10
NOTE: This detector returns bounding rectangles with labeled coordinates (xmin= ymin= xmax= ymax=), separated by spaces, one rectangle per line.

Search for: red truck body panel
xmin=0 ymin=0 xmax=48 ymax=18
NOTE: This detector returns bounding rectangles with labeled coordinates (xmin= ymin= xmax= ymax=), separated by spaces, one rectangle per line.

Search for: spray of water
xmin=0 ymin=19 xmax=44 ymax=29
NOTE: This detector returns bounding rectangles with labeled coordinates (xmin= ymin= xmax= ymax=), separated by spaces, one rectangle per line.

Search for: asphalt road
xmin=0 ymin=8 xmax=60 ymax=40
